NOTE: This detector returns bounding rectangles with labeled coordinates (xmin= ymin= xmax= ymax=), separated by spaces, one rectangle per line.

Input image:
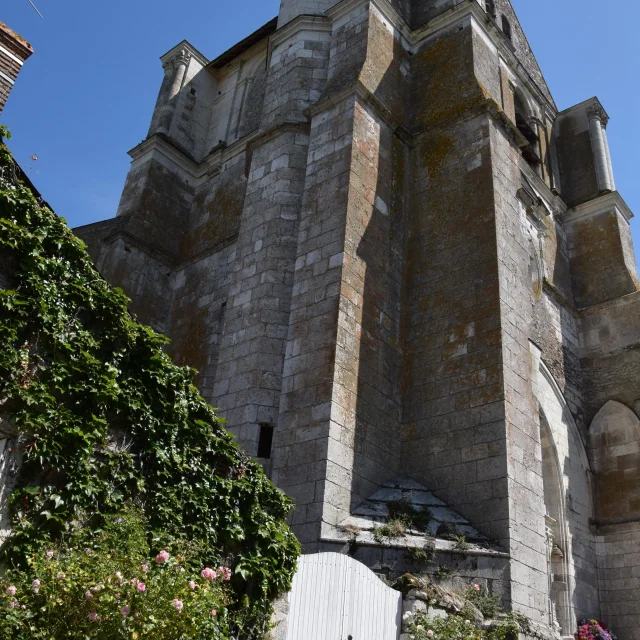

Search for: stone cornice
xmin=128 ymin=128 xmax=263 ymax=186
xmin=586 ymin=100 xmax=610 ymax=127
xmin=128 ymin=134 xmax=200 ymax=174
xmin=160 ymin=39 xmax=209 ymax=68
xmin=268 ymin=14 xmax=331 ymax=59
xmin=578 ymin=289 xmax=640 ymax=317
xmin=558 ymin=96 xmax=609 ymax=125
xmin=303 ymin=77 xmax=410 ymax=143
xmin=565 ymin=191 xmax=634 ymax=226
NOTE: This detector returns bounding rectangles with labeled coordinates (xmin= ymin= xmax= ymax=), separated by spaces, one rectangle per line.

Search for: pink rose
xmin=32 ymin=579 xmax=40 ymax=594
xmin=218 ymin=566 xmax=232 ymax=581
xmin=88 ymin=610 xmax=99 ymax=622
xmin=173 ymin=599 xmax=183 ymax=612
xmin=45 ymin=551 xmax=54 ymax=559
xmin=8 ymin=599 xmax=18 ymax=609
xmin=155 ymin=551 xmax=170 ymax=564
xmin=7 ymin=586 xmax=16 ymax=597
xmin=85 ymin=590 xmax=93 ymax=600
xmin=189 ymin=581 xmax=196 ymax=591
xmin=120 ymin=606 xmax=130 ymax=617
xmin=141 ymin=564 xmax=149 ymax=572
xmin=474 ymin=584 xmax=481 ymax=591
xmin=211 ymin=609 xmax=217 ymax=616
xmin=137 ymin=583 xmax=146 ymax=593
xmin=201 ymin=567 xmax=217 ymax=580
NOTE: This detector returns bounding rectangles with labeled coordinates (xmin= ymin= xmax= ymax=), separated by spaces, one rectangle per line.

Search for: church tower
xmin=76 ymin=1 xmax=640 ymax=637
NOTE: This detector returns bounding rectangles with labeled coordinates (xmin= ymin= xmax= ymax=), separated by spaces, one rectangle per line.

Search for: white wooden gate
xmin=286 ymin=553 xmax=402 ymax=640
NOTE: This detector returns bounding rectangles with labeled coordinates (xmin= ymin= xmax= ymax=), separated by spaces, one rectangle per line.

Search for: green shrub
xmin=387 ymin=499 xmax=432 ymax=530
xmin=373 ymin=519 xmax=407 ymax=542
xmin=408 ymin=610 xmax=522 ymax=640
xmin=0 ymin=505 xmax=232 ymax=639
xmin=0 ymin=133 xmax=300 ymax=637
xmin=464 ymin=584 xmax=503 ymax=619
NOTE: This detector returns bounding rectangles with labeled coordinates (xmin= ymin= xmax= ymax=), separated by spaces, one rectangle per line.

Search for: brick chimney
xmin=0 ymin=21 xmax=33 ymax=115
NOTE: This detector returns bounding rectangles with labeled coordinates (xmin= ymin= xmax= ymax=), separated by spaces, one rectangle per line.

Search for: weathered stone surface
xmin=65 ymin=1 xmax=640 ymax=638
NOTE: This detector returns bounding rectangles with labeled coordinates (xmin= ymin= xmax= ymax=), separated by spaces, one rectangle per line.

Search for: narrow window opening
xmin=258 ymin=424 xmax=275 ymax=459
xmin=501 ymin=16 xmax=512 ymax=40
xmin=514 ymin=93 xmax=541 ymax=170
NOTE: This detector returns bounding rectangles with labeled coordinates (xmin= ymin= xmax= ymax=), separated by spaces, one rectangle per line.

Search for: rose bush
xmin=576 ymin=620 xmax=617 ymax=640
xmin=0 ymin=505 xmax=232 ymax=639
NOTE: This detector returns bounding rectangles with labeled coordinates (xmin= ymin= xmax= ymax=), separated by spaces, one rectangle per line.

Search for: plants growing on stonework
xmin=373 ymin=519 xmax=407 ymax=542
xmin=464 ymin=584 xmax=503 ymax=620
xmin=387 ymin=498 xmax=432 ymax=531
xmin=408 ymin=540 xmax=435 ymax=564
xmin=434 ymin=565 xmax=451 ymax=580
xmin=576 ymin=620 xmax=617 ymax=640
xmin=0 ymin=131 xmax=300 ymax=638
xmin=406 ymin=605 xmax=524 ymax=640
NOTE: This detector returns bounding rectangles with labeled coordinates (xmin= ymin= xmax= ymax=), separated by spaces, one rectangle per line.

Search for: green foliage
xmin=372 ymin=519 xmax=406 ymax=543
xmin=0 ymin=505 xmax=231 ymax=639
xmin=409 ymin=610 xmax=523 ymax=640
xmin=464 ymin=585 xmax=503 ymax=620
xmin=434 ymin=565 xmax=451 ymax=580
xmin=0 ymin=134 xmax=300 ymax=637
xmin=407 ymin=540 xmax=435 ymax=564
xmin=452 ymin=534 xmax=470 ymax=552
xmin=387 ymin=499 xmax=432 ymax=531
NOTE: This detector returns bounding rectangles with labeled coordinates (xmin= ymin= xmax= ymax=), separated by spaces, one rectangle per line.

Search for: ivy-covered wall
xmin=0 ymin=131 xmax=300 ymax=637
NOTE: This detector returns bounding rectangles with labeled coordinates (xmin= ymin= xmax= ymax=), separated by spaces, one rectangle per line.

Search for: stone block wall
xmin=272 ymin=95 xmax=358 ymax=545
xmin=567 ymin=202 xmax=639 ymax=309
xmin=211 ymin=128 xmax=311 ymax=453
xmin=167 ymin=243 xmax=236 ymax=397
xmin=403 ymin=107 xmax=509 ymax=544
xmin=85 ymin=236 xmax=174 ymax=336
xmin=596 ymin=523 xmax=640 ymax=640
xmin=491 ymin=117 xmax=550 ymax=624
xmin=580 ymin=292 xmax=640 ymax=426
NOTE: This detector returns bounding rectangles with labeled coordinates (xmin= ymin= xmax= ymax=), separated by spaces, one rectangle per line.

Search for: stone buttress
xmin=75 ymin=1 xmax=640 ymax=637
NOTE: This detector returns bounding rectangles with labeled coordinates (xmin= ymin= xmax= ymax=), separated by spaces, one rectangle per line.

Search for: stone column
xmin=587 ymin=104 xmax=613 ymax=193
xmin=156 ymin=49 xmax=191 ymax=137
xmin=602 ymin=119 xmax=616 ymax=191
xmin=147 ymin=59 xmax=174 ymax=137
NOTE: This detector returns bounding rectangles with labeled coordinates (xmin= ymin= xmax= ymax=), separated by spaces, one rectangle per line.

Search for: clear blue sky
xmin=1 ymin=0 xmax=639 ymax=265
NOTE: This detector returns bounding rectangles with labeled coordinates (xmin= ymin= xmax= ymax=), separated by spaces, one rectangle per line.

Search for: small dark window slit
xmin=502 ymin=16 xmax=512 ymax=40
xmin=258 ymin=424 xmax=275 ymax=459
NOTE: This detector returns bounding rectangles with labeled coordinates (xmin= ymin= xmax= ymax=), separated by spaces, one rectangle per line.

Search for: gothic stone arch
xmin=589 ymin=401 xmax=640 ymax=640
xmin=530 ymin=344 xmax=598 ymax=635
xmin=589 ymin=400 xmax=640 ymax=524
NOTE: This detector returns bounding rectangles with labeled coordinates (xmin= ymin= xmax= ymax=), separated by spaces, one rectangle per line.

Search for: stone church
xmin=75 ymin=0 xmax=640 ymax=637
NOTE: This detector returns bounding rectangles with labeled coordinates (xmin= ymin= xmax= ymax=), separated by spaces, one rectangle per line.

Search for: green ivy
xmin=0 ymin=134 xmax=300 ymax=637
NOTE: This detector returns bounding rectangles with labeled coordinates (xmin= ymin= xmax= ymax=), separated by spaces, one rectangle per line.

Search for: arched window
xmin=485 ymin=0 xmax=496 ymax=18
xmin=501 ymin=15 xmax=512 ymax=40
